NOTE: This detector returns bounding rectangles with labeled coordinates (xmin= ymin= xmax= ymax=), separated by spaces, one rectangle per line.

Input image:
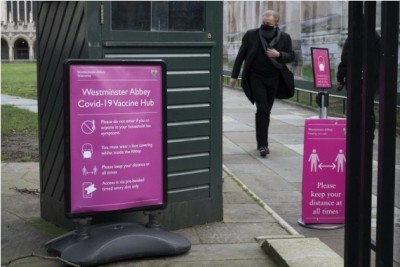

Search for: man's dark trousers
xmin=250 ymin=72 xmax=279 ymax=149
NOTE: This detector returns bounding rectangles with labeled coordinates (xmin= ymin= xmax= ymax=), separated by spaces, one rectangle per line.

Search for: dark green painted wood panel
xmin=163 ymin=57 xmax=211 ymax=71
xmin=36 ymin=1 xmax=88 ymax=227
xmin=167 ymin=88 xmax=210 ymax=105
xmin=167 ymin=72 xmax=210 ymax=88
xmin=167 ymin=137 xmax=210 ymax=156
xmin=103 ymin=41 xmax=216 ymax=48
xmin=159 ymin=197 xmax=218 ymax=230
xmin=168 ymin=186 xmax=210 ymax=202
xmin=41 ymin=120 xmax=64 ymax=196
xmin=104 ymin=46 xmax=213 ymax=55
xmin=105 ymin=52 xmax=211 ymax=71
xmin=131 ymin=56 xmax=210 ymax=71
xmin=38 ymin=1 xmax=87 ymax=191
xmin=168 ymin=153 xmax=210 ymax=173
xmin=168 ymin=169 xmax=210 ymax=190
xmin=167 ymin=120 xmax=210 ymax=139
xmin=102 ymin=32 xmax=214 ymax=43
xmin=167 ymin=105 xmax=210 ymax=122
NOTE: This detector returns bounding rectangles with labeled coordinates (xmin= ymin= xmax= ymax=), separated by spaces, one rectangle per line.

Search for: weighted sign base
xmin=298 ymin=218 xmax=344 ymax=230
xmin=45 ymin=222 xmax=191 ymax=267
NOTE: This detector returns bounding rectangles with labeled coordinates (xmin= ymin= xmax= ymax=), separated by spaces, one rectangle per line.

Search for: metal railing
xmin=222 ymin=74 xmax=400 ymax=124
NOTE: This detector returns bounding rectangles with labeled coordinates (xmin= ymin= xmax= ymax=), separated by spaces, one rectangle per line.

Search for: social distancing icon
xmin=82 ymin=165 xmax=98 ymax=175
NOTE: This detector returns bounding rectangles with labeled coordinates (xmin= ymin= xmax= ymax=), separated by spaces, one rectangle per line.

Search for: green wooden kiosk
xmin=36 ymin=1 xmax=223 ymax=230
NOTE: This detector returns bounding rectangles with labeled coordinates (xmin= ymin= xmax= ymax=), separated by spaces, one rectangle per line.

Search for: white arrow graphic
xmin=318 ymin=163 xmax=336 ymax=170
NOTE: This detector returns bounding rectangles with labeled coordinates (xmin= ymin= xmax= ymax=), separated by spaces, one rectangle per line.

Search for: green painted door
xmin=88 ymin=1 xmax=223 ymax=229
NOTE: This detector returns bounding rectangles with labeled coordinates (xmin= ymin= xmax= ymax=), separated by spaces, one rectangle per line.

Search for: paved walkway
xmin=222 ymin=87 xmax=400 ymax=265
xmin=1 ymin=91 xmax=399 ymax=266
xmin=1 ymin=94 xmax=38 ymax=113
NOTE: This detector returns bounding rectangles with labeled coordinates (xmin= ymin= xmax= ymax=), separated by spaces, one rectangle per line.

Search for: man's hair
xmin=263 ymin=10 xmax=280 ymax=23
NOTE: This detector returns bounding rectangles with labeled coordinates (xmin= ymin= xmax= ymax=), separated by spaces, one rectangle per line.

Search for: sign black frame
xmin=310 ymin=47 xmax=333 ymax=90
xmin=63 ymin=59 xmax=168 ymax=218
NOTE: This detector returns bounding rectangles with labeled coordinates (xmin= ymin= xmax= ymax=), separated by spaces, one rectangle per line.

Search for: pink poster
xmin=311 ymin=48 xmax=332 ymax=89
xmin=66 ymin=61 xmax=166 ymax=216
xmin=301 ymin=117 xmax=346 ymax=224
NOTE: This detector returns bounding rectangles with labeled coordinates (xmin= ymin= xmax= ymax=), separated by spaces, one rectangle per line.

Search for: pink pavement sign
xmin=301 ymin=117 xmax=346 ymax=224
xmin=311 ymin=47 xmax=332 ymax=89
xmin=64 ymin=60 xmax=167 ymax=217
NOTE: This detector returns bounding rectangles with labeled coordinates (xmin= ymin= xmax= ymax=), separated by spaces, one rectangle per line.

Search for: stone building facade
xmin=1 ymin=0 xmax=398 ymax=84
xmin=1 ymin=0 xmax=36 ymax=62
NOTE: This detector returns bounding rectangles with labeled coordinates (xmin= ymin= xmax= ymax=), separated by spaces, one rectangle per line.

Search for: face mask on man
xmin=260 ymin=24 xmax=277 ymax=40
xmin=260 ymin=24 xmax=275 ymax=31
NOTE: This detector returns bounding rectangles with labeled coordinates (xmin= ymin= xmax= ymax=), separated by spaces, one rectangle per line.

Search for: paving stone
xmin=223 ymin=204 xmax=276 ymax=223
xmin=226 ymin=222 xmax=289 ymax=242
xmin=262 ymin=237 xmax=343 ymax=267
xmin=222 ymin=176 xmax=244 ymax=193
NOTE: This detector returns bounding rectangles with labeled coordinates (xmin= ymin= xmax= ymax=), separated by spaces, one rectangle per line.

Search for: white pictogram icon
xmin=81 ymin=120 xmax=96 ymax=134
xmin=82 ymin=143 xmax=93 ymax=159
xmin=82 ymin=165 xmax=98 ymax=175
xmin=308 ymin=148 xmax=345 ymax=173
xmin=151 ymin=69 xmax=158 ymax=77
xmin=335 ymin=149 xmax=346 ymax=172
xmin=318 ymin=56 xmax=325 ymax=72
xmin=83 ymin=182 xmax=96 ymax=198
xmin=318 ymin=162 xmax=336 ymax=170
xmin=308 ymin=149 xmax=320 ymax=172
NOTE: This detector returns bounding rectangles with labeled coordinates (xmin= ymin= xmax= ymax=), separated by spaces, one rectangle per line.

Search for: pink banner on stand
xmin=66 ymin=62 xmax=166 ymax=216
xmin=301 ymin=117 xmax=346 ymax=224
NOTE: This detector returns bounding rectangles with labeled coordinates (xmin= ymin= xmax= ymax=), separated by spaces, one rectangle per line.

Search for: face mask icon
xmin=82 ymin=143 xmax=93 ymax=159
xmin=318 ymin=56 xmax=325 ymax=72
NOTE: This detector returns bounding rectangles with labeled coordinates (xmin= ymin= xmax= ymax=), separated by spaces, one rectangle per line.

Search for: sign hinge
xmin=100 ymin=3 xmax=104 ymax=25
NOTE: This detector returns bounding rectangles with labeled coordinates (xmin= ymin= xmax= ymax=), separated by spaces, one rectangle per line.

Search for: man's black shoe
xmin=259 ymin=146 xmax=270 ymax=157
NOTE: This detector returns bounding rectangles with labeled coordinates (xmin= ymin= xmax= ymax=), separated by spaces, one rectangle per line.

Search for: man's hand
xmin=266 ymin=48 xmax=280 ymax=58
xmin=229 ymin=78 xmax=237 ymax=88
xmin=336 ymin=81 xmax=345 ymax=92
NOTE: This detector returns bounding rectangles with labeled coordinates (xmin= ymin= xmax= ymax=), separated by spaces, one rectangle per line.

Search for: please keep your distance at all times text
xmin=309 ymin=182 xmax=343 ymax=215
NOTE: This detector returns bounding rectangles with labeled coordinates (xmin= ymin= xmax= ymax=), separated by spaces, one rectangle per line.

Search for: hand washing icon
xmin=82 ymin=143 xmax=93 ymax=159
xmin=318 ymin=56 xmax=325 ymax=72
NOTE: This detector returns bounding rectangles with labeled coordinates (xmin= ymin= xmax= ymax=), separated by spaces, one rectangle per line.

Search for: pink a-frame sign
xmin=63 ymin=59 xmax=167 ymax=218
xmin=301 ymin=117 xmax=346 ymax=224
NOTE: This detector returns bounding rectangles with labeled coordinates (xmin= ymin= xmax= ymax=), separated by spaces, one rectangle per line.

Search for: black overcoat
xmin=231 ymin=28 xmax=295 ymax=103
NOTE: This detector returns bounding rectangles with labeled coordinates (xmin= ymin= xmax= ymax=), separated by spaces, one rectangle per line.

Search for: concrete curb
xmin=261 ymin=236 xmax=344 ymax=267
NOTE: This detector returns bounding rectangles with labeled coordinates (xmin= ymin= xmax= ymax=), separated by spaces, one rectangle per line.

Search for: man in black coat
xmin=336 ymin=32 xmax=380 ymax=93
xmin=229 ymin=10 xmax=295 ymax=157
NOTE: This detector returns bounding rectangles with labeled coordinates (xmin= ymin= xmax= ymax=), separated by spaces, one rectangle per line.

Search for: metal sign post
xmin=316 ymin=91 xmax=329 ymax=119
